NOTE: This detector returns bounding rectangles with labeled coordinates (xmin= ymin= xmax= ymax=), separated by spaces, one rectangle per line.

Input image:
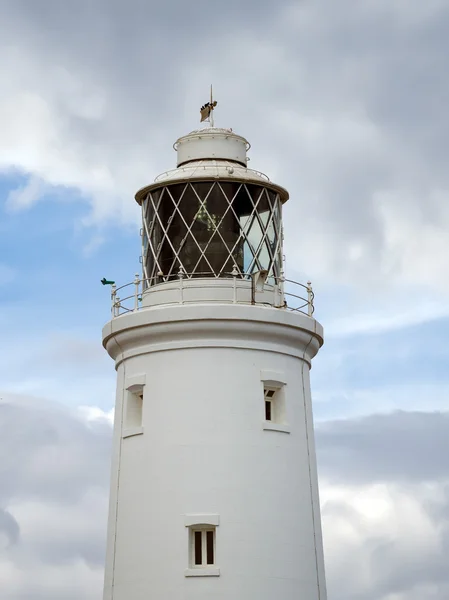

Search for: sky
xmin=0 ymin=0 xmax=448 ymax=598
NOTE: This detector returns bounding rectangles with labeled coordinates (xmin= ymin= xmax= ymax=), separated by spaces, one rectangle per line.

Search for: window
xmin=141 ymin=182 xmax=282 ymax=283
xmin=192 ymin=528 xmax=215 ymax=567
xmin=260 ymin=371 xmax=290 ymax=434
xmin=126 ymin=390 xmax=143 ymax=429
xmin=123 ymin=375 xmax=146 ymax=438
xmin=263 ymin=384 xmax=285 ymax=425
xmin=264 ymin=387 xmax=276 ymax=421
xmin=184 ymin=515 xmax=220 ymax=577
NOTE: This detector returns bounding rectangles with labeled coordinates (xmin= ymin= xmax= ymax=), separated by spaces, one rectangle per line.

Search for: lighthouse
xmin=101 ymin=103 xmax=327 ymax=600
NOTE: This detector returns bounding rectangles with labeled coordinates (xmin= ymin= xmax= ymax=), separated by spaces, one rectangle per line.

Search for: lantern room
xmin=135 ymin=127 xmax=289 ymax=286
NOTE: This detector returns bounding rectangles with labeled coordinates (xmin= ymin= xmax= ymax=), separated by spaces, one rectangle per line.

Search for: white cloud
xmin=325 ymin=300 xmax=449 ymax=338
xmin=0 ymin=44 xmax=140 ymax=223
xmin=77 ymin=405 xmax=114 ymax=426
xmin=6 ymin=176 xmax=47 ymax=210
xmin=313 ymin=383 xmax=449 ymax=421
xmin=0 ymin=332 xmax=115 ymax=410
xmin=0 ymin=558 xmax=103 ymax=600
xmin=0 ymin=395 xmax=110 ymax=598
xmin=321 ymin=480 xmax=449 ymax=600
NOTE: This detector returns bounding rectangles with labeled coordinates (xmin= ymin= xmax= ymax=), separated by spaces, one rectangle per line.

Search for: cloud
xmin=0 ymin=395 xmax=111 ymax=506
xmin=321 ymin=480 xmax=449 ymax=600
xmin=324 ymin=301 xmax=449 ymax=338
xmin=316 ymin=411 xmax=449 ymax=484
xmin=317 ymin=411 xmax=449 ymax=600
xmin=0 ymin=2 xmax=447 ymax=595
xmin=6 ymin=176 xmax=47 ymax=211
xmin=310 ymin=311 xmax=449 ymax=421
xmin=0 ymin=2 xmax=447 ymax=597
xmin=0 ymin=0 xmax=448 ymax=294
xmin=312 ymin=383 xmax=449 ymax=422
xmin=0 ymin=395 xmax=109 ymax=598
xmin=0 ymin=331 xmax=115 ymax=410
xmin=77 ymin=405 xmax=114 ymax=427
xmin=0 ymin=391 xmax=448 ymax=599
xmin=0 ymin=509 xmax=20 ymax=549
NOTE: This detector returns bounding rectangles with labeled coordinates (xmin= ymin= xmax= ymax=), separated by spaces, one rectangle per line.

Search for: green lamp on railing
xmin=101 ymin=278 xmax=115 ymax=286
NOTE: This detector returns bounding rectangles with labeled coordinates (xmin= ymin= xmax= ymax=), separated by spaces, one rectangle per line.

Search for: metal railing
xmin=108 ymin=270 xmax=315 ymax=318
xmin=154 ymin=164 xmax=270 ymax=183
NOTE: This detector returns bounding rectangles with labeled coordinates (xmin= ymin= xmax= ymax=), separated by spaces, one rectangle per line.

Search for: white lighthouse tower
xmin=102 ymin=106 xmax=327 ymax=600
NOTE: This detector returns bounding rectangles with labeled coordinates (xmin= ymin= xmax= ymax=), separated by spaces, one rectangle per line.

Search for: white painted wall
xmin=102 ymin=304 xmax=326 ymax=600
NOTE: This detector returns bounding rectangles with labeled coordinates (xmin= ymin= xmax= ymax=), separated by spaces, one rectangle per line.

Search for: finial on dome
xmin=200 ymin=84 xmax=217 ymax=126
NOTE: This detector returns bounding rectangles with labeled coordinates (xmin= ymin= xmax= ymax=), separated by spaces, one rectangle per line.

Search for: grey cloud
xmin=0 ymin=396 xmax=108 ymax=598
xmin=276 ymin=8 xmax=449 ymax=280
xmin=324 ymin=491 xmax=449 ymax=600
xmin=369 ymin=531 xmax=449 ymax=600
xmin=1 ymin=394 xmax=449 ymax=598
xmin=317 ymin=410 xmax=449 ymax=600
xmin=0 ymin=508 xmax=20 ymax=547
xmin=0 ymin=398 xmax=111 ymax=505
xmin=1 ymin=0 xmax=449 ymax=289
xmin=0 ymin=0 xmax=273 ymax=129
xmin=316 ymin=410 xmax=449 ymax=484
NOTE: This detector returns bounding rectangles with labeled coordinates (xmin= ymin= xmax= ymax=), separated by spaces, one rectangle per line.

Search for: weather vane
xmin=200 ymin=85 xmax=217 ymax=126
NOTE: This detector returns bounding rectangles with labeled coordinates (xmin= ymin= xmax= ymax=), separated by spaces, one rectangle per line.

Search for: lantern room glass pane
xmin=142 ymin=182 xmax=283 ymax=284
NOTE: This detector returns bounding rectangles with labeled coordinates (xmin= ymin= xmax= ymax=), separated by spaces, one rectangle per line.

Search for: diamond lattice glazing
xmin=141 ymin=181 xmax=283 ymax=285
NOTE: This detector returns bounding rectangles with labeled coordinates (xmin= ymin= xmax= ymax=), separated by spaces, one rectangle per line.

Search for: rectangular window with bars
xmin=191 ymin=528 xmax=216 ymax=568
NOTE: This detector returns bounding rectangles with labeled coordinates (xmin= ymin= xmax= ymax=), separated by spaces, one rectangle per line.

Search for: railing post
xmin=134 ymin=273 xmax=140 ymax=312
xmin=231 ymin=265 xmax=238 ymax=304
xmin=307 ymin=281 xmax=313 ymax=317
xmin=111 ymin=284 xmax=117 ymax=318
xmin=178 ymin=266 xmax=185 ymax=305
xmin=279 ymin=270 xmax=285 ymax=307
xmin=115 ymin=296 xmax=121 ymax=317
